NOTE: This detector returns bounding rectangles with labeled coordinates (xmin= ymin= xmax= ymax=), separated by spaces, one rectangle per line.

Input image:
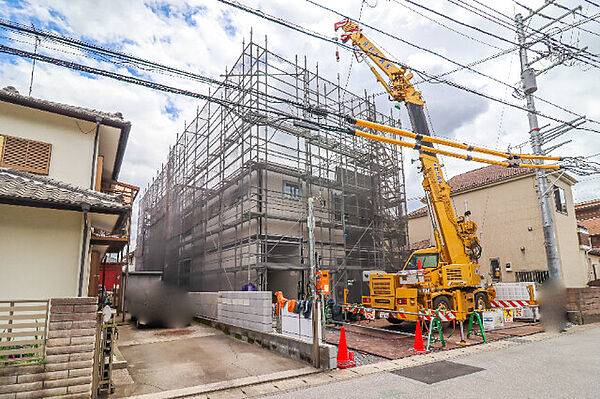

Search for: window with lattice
xmin=0 ymin=134 xmax=52 ymax=174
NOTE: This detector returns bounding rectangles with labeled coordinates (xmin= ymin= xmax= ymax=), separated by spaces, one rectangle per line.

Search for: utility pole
xmin=514 ymin=3 xmax=586 ymax=283
xmin=515 ymin=12 xmax=561 ymax=282
xmin=307 ymin=197 xmax=320 ymax=368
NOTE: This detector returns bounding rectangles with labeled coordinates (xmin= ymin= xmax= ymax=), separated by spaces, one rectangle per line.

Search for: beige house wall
xmin=0 ymin=204 xmax=88 ymax=299
xmin=408 ymin=213 xmax=435 ymax=244
xmin=0 ymin=102 xmax=96 ymax=188
xmin=408 ymin=174 xmax=589 ymax=287
xmin=552 ymin=177 xmax=587 ymax=287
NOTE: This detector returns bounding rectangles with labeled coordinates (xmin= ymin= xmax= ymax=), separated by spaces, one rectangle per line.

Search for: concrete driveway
xmin=113 ymin=321 xmax=308 ymax=397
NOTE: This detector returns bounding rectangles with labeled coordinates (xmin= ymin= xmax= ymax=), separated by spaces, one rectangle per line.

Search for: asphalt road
xmin=265 ymin=325 xmax=600 ymax=399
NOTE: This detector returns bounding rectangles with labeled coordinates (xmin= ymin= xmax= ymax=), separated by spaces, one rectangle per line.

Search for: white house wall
xmin=0 ymin=204 xmax=86 ymax=299
xmin=0 ymin=103 xmax=95 ymax=189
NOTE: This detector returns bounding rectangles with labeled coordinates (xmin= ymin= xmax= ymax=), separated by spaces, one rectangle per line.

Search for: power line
xmin=218 ymin=0 xmax=600 ymax=134
xmin=388 ymin=0 xmax=506 ymax=50
xmin=411 ymin=0 xmax=600 ymax=68
xmin=303 ymin=0 xmax=600 ymax=131
xmin=445 ymin=0 xmax=516 ymax=31
xmin=0 ymin=19 xmax=348 ymax=121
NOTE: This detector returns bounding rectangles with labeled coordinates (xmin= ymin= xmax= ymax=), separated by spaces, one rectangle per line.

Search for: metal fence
xmin=0 ymin=300 xmax=49 ymax=365
xmin=516 ymin=270 xmax=549 ymax=284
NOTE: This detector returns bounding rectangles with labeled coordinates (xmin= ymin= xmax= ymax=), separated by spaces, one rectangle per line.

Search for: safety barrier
xmin=340 ymin=304 xmax=484 ymax=350
xmin=341 ymin=305 xmax=457 ymax=322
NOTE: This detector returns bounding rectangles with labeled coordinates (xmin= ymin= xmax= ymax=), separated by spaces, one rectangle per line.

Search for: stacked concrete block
xmin=217 ymin=291 xmax=272 ymax=333
xmin=188 ymin=292 xmax=218 ymax=320
xmin=0 ymin=297 xmax=98 ymax=399
xmin=281 ymin=307 xmax=322 ymax=342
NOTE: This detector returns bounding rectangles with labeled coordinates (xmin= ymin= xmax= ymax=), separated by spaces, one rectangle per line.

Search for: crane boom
xmin=336 ymin=18 xmax=479 ymax=267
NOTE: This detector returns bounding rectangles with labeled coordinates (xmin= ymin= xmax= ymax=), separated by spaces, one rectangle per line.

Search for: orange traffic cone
xmin=410 ymin=319 xmax=430 ymax=354
xmin=337 ymin=326 xmax=356 ymax=369
xmin=417 ymin=259 xmax=423 ymax=270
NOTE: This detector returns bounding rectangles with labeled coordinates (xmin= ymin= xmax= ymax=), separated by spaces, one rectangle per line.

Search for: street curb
xmin=125 ymin=367 xmax=318 ymax=399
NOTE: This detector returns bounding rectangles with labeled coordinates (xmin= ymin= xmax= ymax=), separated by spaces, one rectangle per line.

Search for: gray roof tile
xmin=0 ymin=167 xmax=130 ymax=213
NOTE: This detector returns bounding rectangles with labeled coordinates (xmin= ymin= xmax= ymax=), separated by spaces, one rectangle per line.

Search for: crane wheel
xmin=432 ymin=295 xmax=451 ymax=313
xmin=432 ymin=296 xmax=451 ymax=329
xmin=474 ymin=292 xmax=488 ymax=310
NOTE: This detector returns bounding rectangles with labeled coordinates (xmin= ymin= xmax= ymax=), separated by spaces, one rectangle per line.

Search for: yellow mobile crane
xmin=334 ymin=18 xmax=561 ymax=321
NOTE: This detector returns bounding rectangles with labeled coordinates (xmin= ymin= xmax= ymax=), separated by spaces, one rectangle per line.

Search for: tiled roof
xmin=0 ymin=167 xmax=130 ymax=214
xmin=446 ymin=164 xmax=531 ymax=194
xmin=408 ymin=206 xmax=428 ymax=219
xmin=410 ymin=239 xmax=432 ymax=250
xmin=579 ymin=218 xmax=600 ymax=236
xmin=0 ymin=86 xmax=128 ymax=127
xmin=575 ymin=199 xmax=600 ymax=209
xmin=407 ymin=165 xmax=533 ymax=219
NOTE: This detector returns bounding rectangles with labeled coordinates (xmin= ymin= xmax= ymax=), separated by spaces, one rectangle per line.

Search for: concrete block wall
xmin=0 ymin=297 xmax=98 ymax=399
xmin=217 ymin=291 xmax=272 ymax=333
xmin=566 ymin=287 xmax=600 ymax=324
xmin=188 ymin=292 xmax=218 ymax=320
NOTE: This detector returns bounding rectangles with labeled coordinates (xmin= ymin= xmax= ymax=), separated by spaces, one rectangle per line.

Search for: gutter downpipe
xmin=90 ymin=118 xmax=101 ymax=190
xmin=78 ymin=203 xmax=91 ymax=297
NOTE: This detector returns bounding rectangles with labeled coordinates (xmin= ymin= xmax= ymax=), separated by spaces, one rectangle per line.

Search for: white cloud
xmin=0 ymin=0 xmax=598 ymax=225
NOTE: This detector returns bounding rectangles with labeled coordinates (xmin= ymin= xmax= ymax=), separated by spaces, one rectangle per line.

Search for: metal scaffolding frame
xmin=135 ymin=35 xmax=409 ymax=302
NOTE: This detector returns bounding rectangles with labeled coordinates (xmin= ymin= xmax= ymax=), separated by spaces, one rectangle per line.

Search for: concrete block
xmin=51 ymin=305 xmax=74 ymax=314
xmin=68 ymin=368 xmax=93 ymax=378
xmin=69 ymin=351 xmax=94 ymax=362
xmin=45 ymin=354 xmax=70 ymax=364
xmin=71 ymin=320 xmax=96 ymax=329
xmin=0 ymin=381 xmax=43 ymax=394
xmin=66 ymin=383 xmax=91 ymax=393
xmin=16 ymin=387 xmax=67 ymax=398
xmin=0 ymin=376 xmax=17 ymax=385
xmin=46 ymin=344 xmax=94 ymax=356
xmin=43 ymin=376 xmax=91 ymax=389
xmin=0 ymin=393 xmax=16 ymax=399
xmin=70 ymin=336 xmax=95 ymax=345
xmin=73 ymin=305 xmax=97 ymax=313
xmin=49 ymin=313 xmax=95 ymax=322
xmin=50 ymin=297 xmax=97 ymax=306
xmin=0 ymin=364 xmax=45 ymax=378
xmin=48 ymin=321 xmax=72 ymax=331
xmin=47 ymin=337 xmax=71 ymax=347
xmin=44 ymin=360 xmax=93 ymax=372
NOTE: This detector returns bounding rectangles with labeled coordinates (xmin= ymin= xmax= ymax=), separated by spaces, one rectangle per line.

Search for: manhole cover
xmin=391 ymin=360 xmax=484 ymax=384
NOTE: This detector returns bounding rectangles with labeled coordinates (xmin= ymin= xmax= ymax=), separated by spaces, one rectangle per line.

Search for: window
xmin=283 ymin=181 xmax=301 ymax=199
xmin=553 ymin=186 xmax=567 ymax=214
xmin=0 ymin=134 xmax=52 ymax=174
xmin=404 ymin=253 xmax=439 ymax=270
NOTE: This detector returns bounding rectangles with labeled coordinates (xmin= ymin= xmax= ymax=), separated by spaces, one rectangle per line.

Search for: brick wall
xmin=0 ymin=297 xmax=98 ymax=399
xmin=566 ymin=287 xmax=600 ymax=324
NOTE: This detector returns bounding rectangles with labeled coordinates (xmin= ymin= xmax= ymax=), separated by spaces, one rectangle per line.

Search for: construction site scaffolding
xmin=135 ymin=34 xmax=409 ymax=302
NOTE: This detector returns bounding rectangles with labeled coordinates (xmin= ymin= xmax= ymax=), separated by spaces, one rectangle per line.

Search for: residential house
xmin=0 ymin=86 xmax=136 ymax=300
xmin=575 ymin=199 xmax=600 ymax=280
xmin=407 ymin=164 xmax=596 ymax=287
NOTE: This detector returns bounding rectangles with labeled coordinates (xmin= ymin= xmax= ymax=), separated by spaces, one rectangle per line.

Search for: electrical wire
xmin=401 ymin=0 xmax=600 ymax=69
xmin=299 ymin=1 xmax=600 ymax=132
xmin=218 ymin=0 xmax=600 ymax=134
